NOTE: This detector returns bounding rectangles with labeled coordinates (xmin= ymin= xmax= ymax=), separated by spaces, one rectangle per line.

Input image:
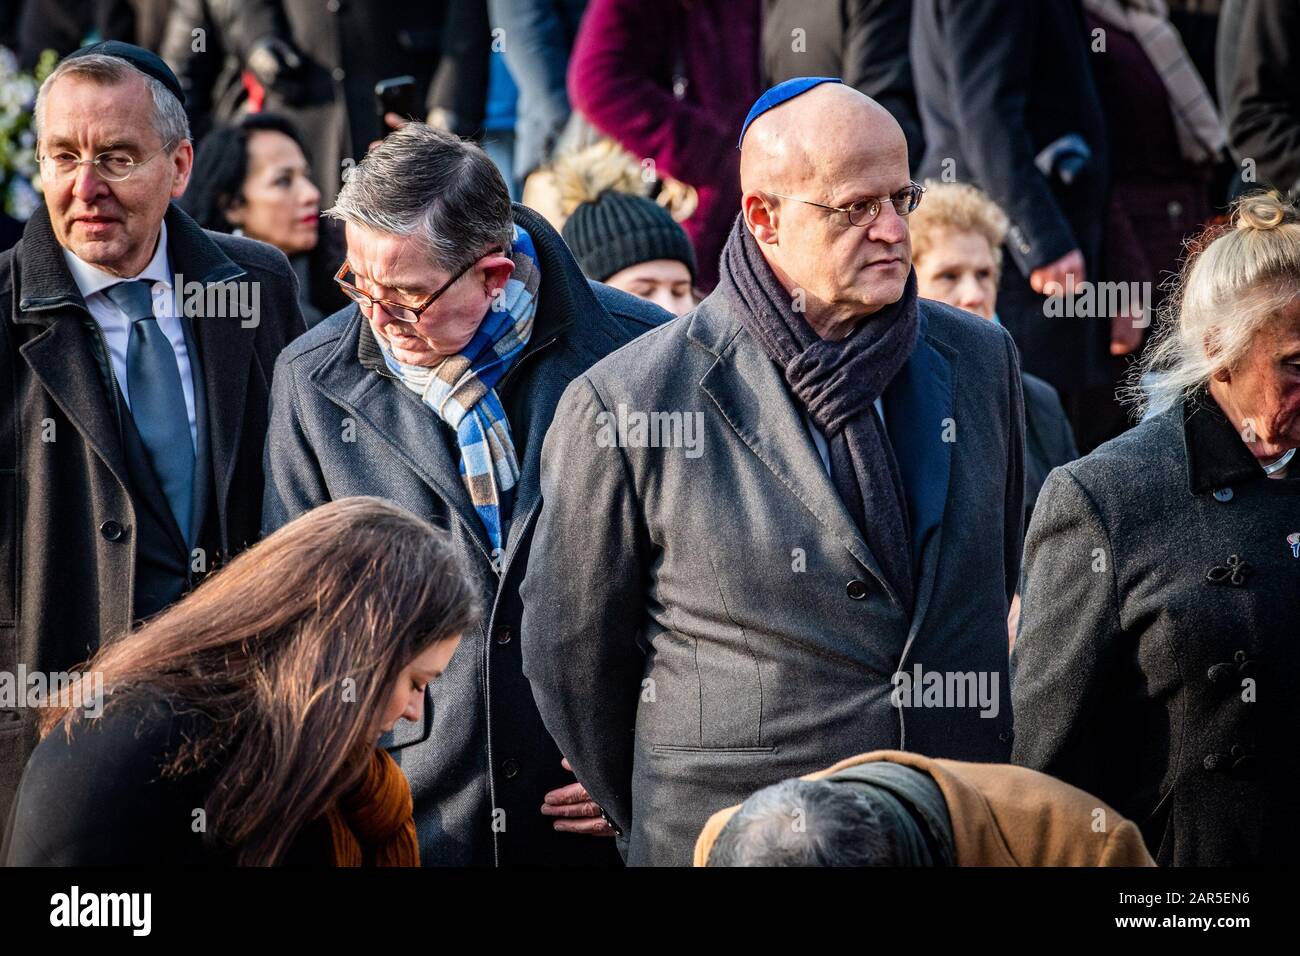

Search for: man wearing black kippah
xmin=0 ymin=43 xmax=305 ymax=830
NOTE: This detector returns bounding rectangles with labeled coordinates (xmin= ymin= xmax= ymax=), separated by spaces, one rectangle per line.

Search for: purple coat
xmin=568 ymin=0 xmax=764 ymax=290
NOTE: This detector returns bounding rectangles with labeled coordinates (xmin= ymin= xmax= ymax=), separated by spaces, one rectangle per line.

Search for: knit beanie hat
xmin=562 ymin=191 xmax=697 ymax=283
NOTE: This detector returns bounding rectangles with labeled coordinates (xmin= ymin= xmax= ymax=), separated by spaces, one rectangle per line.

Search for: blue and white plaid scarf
xmin=379 ymin=224 xmax=540 ymax=553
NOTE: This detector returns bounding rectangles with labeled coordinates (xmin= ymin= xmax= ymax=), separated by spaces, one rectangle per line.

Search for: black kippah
xmin=63 ymin=41 xmax=185 ymax=106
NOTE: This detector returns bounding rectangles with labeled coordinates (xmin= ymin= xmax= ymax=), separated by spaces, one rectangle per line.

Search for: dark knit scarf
xmin=828 ymin=761 xmax=956 ymax=866
xmin=719 ymin=217 xmax=919 ymax=611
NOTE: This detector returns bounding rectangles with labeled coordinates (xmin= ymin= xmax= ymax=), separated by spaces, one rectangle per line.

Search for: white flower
xmin=7 ymin=175 xmax=40 ymax=220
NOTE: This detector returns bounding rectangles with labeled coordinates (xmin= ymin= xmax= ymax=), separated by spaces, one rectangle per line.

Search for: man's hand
xmin=1110 ymin=309 xmax=1145 ymax=355
xmin=245 ymin=37 xmax=303 ymax=101
xmin=541 ymin=758 xmax=616 ymax=836
xmin=1029 ymin=248 xmax=1086 ymax=297
xmin=367 ymin=113 xmax=409 ymax=152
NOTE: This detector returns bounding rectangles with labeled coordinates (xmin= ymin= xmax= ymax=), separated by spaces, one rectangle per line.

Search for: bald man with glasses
xmin=521 ymin=79 xmax=1028 ymax=866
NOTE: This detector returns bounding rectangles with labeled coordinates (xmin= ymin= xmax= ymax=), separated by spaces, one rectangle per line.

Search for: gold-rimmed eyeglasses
xmin=767 ymin=181 xmax=926 ymax=227
xmin=38 ymin=140 xmax=179 ymax=183
xmin=334 ymin=246 xmax=505 ymax=323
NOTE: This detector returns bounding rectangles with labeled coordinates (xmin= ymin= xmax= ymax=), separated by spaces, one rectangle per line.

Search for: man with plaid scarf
xmin=261 ymin=123 xmax=670 ymax=866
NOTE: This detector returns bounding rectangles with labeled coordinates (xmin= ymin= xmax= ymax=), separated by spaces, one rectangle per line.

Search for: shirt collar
xmin=62 ymin=219 xmax=173 ymax=301
xmin=1183 ymin=386 xmax=1268 ymax=494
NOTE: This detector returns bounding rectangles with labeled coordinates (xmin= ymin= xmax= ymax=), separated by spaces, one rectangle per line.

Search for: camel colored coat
xmin=694 ymin=750 xmax=1155 ymax=867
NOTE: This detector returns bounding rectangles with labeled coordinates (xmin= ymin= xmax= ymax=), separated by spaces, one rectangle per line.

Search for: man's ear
xmin=480 ymin=254 xmax=515 ymax=297
xmin=170 ymin=139 xmax=194 ymax=200
xmin=742 ymin=191 xmax=780 ymax=245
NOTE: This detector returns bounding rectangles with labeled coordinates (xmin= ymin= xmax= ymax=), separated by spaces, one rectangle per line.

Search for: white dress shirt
xmin=62 ymin=221 xmax=198 ymax=450
xmin=805 ymin=397 xmax=885 ymax=477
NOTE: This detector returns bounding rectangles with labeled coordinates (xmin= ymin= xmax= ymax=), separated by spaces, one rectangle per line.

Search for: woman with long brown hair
xmin=1 ymin=497 xmax=478 ymax=866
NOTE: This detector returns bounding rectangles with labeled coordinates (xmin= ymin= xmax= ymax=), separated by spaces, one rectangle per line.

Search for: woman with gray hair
xmin=1011 ymin=191 xmax=1300 ymax=866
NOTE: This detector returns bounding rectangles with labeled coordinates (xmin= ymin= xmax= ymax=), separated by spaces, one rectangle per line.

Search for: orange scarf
xmin=326 ymin=748 xmax=420 ymax=866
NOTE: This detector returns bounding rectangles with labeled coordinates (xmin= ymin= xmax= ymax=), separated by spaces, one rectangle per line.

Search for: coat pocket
xmin=640 ymin=621 xmax=766 ymax=751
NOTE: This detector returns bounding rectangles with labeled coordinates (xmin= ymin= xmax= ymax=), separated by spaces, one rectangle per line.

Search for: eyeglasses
xmin=335 ymin=246 xmax=504 ymax=323
xmin=38 ymin=140 xmax=178 ymax=183
xmin=767 ymin=181 xmax=926 ymax=227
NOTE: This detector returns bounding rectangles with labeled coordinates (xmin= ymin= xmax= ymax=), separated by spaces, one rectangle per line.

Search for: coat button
xmin=332 ymin=67 xmax=346 ymax=82
xmin=494 ymin=626 xmax=512 ymax=645
xmin=99 ymin=520 xmax=124 ymax=541
xmin=501 ymin=758 xmax=519 ymax=779
xmin=1206 ymin=663 xmax=1234 ymax=685
xmin=1213 ymin=487 xmax=1233 ymax=502
xmin=1203 ymin=753 xmax=1223 ymax=771
xmin=846 ymin=580 xmax=868 ymax=600
xmin=326 ymin=0 xmax=340 ymax=9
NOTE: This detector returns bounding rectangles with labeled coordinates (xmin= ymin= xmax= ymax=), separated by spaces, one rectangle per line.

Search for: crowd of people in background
xmin=0 ymin=1 xmax=1295 ymax=868
xmin=2 ymin=0 xmax=1297 ymax=449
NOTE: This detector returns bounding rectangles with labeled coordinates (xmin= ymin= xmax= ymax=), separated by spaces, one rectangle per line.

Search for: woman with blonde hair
xmin=2 ymin=497 xmax=478 ymax=866
xmin=1011 ymin=192 xmax=1300 ymax=865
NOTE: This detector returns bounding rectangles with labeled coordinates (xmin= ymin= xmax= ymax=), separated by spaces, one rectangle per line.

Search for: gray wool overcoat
xmin=521 ymin=286 xmax=1026 ymax=866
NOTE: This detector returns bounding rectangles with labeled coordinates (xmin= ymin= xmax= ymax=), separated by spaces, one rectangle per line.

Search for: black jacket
xmin=0 ymin=204 xmax=305 ymax=829
xmin=236 ymin=0 xmax=492 ymax=205
xmin=1218 ymin=0 xmax=1300 ymax=198
xmin=159 ymin=0 xmax=283 ymax=144
xmin=262 ymin=203 xmax=670 ymax=865
xmin=911 ymin=0 xmax=1111 ymax=393
xmin=2 ymin=693 xmax=331 ymax=865
xmin=762 ymin=0 xmax=924 ymax=172
xmin=1013 ymin=390 xmax=1300 ymax=865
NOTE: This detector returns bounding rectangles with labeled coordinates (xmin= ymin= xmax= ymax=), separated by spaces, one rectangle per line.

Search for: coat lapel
xmin=13 ymin=205 xmax=130 ymax=489
xmin=162 ymin=206 xmax=251 ymax=531
xmin=885 ymin=316 xmax=955 ymax=637
xmin=180 ymin=312 xmax=211 ymax=551
xmin=312 ymin=311 xmax=497 ymax=561
xmin=18 ymin=312 xmax=131 ymax=491
xmin=691 ymin=300 xmax=903 ymax=607
xmin=501 ymin=336 xmax=587 ymax=559
xmin=499 ymin=202 xmax=631 ymax=561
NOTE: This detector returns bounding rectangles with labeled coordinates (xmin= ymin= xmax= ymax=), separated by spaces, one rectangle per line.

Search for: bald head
xmin=740 ymin=84 xmax=906 ymax=197
xmin=736 ymin=84 xmax=914 ymax=335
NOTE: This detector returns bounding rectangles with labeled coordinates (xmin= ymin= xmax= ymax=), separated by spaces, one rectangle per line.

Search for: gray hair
xmin=34 ymin=53 xmax=191 ymax=148
xmin=327 ymin=123 xmax=514 ymax=272
xmin=1126 ymin=191 xmax=1300 ymax=419
xmin=706 ymin=778 xmax=898 ymax=866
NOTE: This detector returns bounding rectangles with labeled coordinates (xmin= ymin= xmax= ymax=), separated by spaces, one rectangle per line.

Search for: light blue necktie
xmin=104 ymin=280 xmax=194 ymax=542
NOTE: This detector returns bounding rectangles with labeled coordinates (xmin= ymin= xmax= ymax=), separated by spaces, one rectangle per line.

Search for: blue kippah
xmin=737 ymin=76 xmax=843 ymax=148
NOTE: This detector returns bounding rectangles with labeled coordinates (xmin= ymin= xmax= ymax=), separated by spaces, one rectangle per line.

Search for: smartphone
xmin=375 ymin=75 xmax=419 ymax=129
